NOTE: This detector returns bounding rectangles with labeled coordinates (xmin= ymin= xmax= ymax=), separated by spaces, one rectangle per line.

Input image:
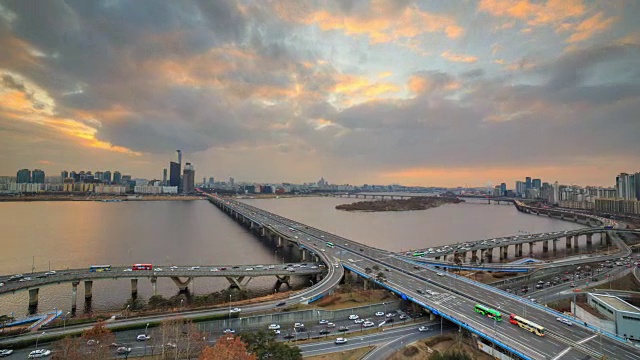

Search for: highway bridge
xmin=207 ymin=193 xmax=640 ymax=360
xmin=0 ymin=263 xmax=324 ymax=312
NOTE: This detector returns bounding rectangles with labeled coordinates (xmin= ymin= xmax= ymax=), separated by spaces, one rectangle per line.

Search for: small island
xmin=335 ymin=196 xmax=464 ymax=212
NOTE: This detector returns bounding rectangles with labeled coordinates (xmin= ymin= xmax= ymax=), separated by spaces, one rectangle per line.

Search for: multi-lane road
xmin=214 ymin=195 xmax=640 ymax=360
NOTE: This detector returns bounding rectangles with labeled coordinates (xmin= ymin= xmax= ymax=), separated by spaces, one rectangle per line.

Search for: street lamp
xmin=180 ymin=299 xmax=184 ymax=309
xmin=125 ymin=305 xmax=130 ymax=319
xmin=63 ymin=312 xmax=70 ymax=331
xmin=35 ymin=331 xmax=45 ymax=349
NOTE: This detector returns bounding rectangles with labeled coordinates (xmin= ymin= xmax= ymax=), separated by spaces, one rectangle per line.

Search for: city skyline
xmin=1 ymin=1 xmax=639 ymax=187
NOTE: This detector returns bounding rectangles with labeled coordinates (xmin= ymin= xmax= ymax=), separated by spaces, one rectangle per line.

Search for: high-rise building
xmin=515 ymin=181 xmax=525 ymax=196
xmin=182 ymin=162 xmax=195 ymax=194
xmin=162 ymin=168 xmax=167 ymax=186
xmin=103 ymin=171 xmax=112 ymax=183
xmin=209 ymin=177 xmax=214 ymax=187
xmin=61 ymin=170 xmax=69 ymax=179
xmin=499 ymin=183 xmax=507 ymax=196
xmin=95 ymin=171 xmax=103 ymax=182
xmin=525 ymin=177 xmax=532 ymax=189
xmin=229 ymin=177 xmax=235 ymax=188
xmin=17 ymin=169 xmax=31 ymax=183
xmin=113 ymin=171 xmax=122 ymax=184
xmin=176 ymin=150 xmax=182 ymax=192
xmin=31 ymin=169 xmax=45 ymax=183
xmin=616 ymin=173 xmax=637 ymax=200
xmin=169 ymin=161 xmax=180 ymax=188
xmin=532 ymin=179 xmax=541 ymax=189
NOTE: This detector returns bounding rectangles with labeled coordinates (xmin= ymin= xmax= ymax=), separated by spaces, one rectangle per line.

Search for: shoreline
xmin=336 ymin=196 xmax=464 ymax=212
xmin=0 ymin=195 xmax=205 ymax=202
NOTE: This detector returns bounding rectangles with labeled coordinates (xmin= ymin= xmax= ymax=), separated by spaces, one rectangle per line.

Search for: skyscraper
xmin=169 ymin=161 xmax=180 ymax=188
xmin=176 ymin=150 xmax=182 ymax=192
xmin=61 ymin=170 xmax=69 ymax=179
xmin=616 ymin=173 xmax=638 ymax=200
xmin=532 ymin=178 xmax=541 ymax=189
xmin=499 ymin=183 xmax=507 ymax=196
xmin=229 ymin=177 xmax=235 ymax=188
xmin=525 ymin=177 xmax=532 ymax=190
xmin=31 ymin=169 xmax=45 ymax=183
xmin=17 ymin=169 xmax=31 ymax=183
xmin=515 ymin=181 xmax=525 ymax=196
xmin=113 ymin=171 xmax=122 ymax=184
xmin=103 ymin=171 xmax=112 ymax=183
xmin=182 ymin=162 xmax=195 ymax=194
xmin=162 ymin=168 xmax=167 ymax=186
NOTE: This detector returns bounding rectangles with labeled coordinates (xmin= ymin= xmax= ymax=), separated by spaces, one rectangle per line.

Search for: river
xmin=0 ymin=197 xmax=584 ymax=317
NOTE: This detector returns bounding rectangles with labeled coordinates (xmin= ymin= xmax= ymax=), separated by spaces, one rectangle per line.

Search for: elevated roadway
xmin=211 ymin=195 xmax=640 ymax=360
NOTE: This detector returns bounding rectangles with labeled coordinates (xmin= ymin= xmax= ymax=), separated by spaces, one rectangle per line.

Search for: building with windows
xmin=113 ymin=171 xmax=122 ymax=184
xmin=182 ymin=162 xmax=195 ymax=194
xmin=525 ymin=177 xmax=532 ymax=190
xmin=31 ymin=169 xmax=45 ymax=183
xmin=169 ymin=161 xmax=180 ymax=188
xmin=586 ymin=293 xmax=640 ymax=340
xmin=532 ymin=178 xmax=541 ymax=189
xmin=616 ymin=173 xmax=638 ymax=200
xmin=17 ymin=169 xmax=31 ymax=183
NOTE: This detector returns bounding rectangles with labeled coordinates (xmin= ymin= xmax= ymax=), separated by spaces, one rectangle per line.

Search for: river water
xmin=0 ymin=197 xmax=584 ymax=317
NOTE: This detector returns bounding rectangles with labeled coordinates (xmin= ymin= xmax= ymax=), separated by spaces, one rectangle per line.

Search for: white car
xmin=230 ymin=308 xmax=241 ymax=313
xmin=418 ymin=326 xmax=430 ymax=332
xmin=222 ymin=328 xmax=235 ymax=334
xmin=268 ymin=324 xmax=281 ymax=330
xmin=335 ymin=337 xmax=348 ymax=344
xmin=245 ymin=268 xmax=254 ymax=271
xmin=326 ymin=322 xmax=336 ymax=328
xmin=375 ymin=311 xmax=385 ymax=316
xmin=28 ymin=349 xmax=51 ymax=358
xmin=294 ymin=323 xmax=304 ymax=328
xmin=45 ymin=271 xmax=56 ymax=276
xmin=155 ymin=268 xmax=163 ymax=271
xmin=116 ymin=347 xmax=131 ymax=354
xmin=0 ymin=349 xmax=14 ymax=357
xmin=385 ymin=313 xmax=396 ymax=318
xmin=363 ymin=321 xmax=375 ymax=327
xmin=123 ymin=268 xmax=132 ymax=272
xmin=556 ymin=317 xmax=573 ymax=326
xmin=436 ymin=272 xmax=444 ymax=276
xmin=170 ymin=266 xmax=178 ymax=271
xmin=136 ymin=334 xmax=150 ymax=341
xmin=354 ymin=318 xmax=365 ymax=324
xmin=210 ymin=268 xmax=219 ymax=272
xmin=318 ymin=319 xmax=329 ymax=324
xmin=348 ymin=314 xmax=359 ymax=320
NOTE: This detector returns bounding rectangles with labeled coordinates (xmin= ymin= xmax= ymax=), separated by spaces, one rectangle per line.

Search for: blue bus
xmin=89 ymin=265 xmax=112 ymax=272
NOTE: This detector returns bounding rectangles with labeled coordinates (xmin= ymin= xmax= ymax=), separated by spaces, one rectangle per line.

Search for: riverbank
xmin=0 ymin=194 xmax=204 ymax=202
xmin=336 ymin=197 xmax=463 ymax=212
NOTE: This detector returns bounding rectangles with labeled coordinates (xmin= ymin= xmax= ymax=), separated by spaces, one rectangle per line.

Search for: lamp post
xmin=228 ymin=294 xmax=232 ymax=323
xmin=35 ymin=331 xmax=45 ymax=349
xmin=125 ymin=305 xmax=130 ymax=319
xmin=63 ymin=312 xmax=70 ymax=331
xmin=180 ymin=299 xmax=184 ymax=309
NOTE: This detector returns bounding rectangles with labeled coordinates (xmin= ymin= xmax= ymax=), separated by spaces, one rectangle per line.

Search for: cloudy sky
xmin=1 ymin=0 xmax=638 ymax=187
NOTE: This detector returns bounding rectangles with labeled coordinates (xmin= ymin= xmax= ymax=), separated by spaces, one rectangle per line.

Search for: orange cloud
xmin=407 ymin=74 xmax=460 ymax=95
xmin=441 ymin=50 xmax=478 ymax=63
xmin=479 ymin=0 xmax=586 ymax=26
xmin=0 ymin=71 xmax=141 ymax=156
xmin=566 ymin=12 xmax=617 ymax=43
xmin=332 ymin=74 xmax=401 ymax=106
xmin=278 ymin=6 xmax=463 ymax=44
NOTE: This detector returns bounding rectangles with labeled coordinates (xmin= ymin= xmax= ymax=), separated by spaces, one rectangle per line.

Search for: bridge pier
xmin=226 ymin=276 xmax=253 ymax=291
xmin=131 ymin=279 xmax=138 ymax=297
xmin=28 ymin=288 xmax=39 ymax=309
xmin=71 ymin=281 xmax=79 ymax=313
xmin=542 ymin=240 xmax=549 ymax=253
xmin=516 ymin=243 xmax=523 ymax=257
xmin=586 ymin=234 xmax=593 ymax=247
xmin=150 ymin=277 xmax=158 ymax=296
xmin=528 ymin=242 xmax=534 ymax=256
xmin=84 ymin=280 xmax=93 ymax=300
xmin=170 ymin=277 xmax=193 ymax=292
xmin=573 ymin=235 xmax=579 ymax=249
xmin=553 ymin=239 xmax=558 ymax=253
xmin=565 ymin=236 xmax=572 ymax=249
xmin=277 ymin=236 xmax=283 ymax=248
xmin=275 ymin=275 xmax=291 ymax=290
xmin=502 ymin=246 xmax=508 ymax=261
xmin=261 ymin=227 xmax=266 ymax=237
xmin=301 ymin=248 xmax=307 ymax=261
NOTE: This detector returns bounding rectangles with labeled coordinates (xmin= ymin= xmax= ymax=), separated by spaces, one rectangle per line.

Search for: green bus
xmin=474 ymin=304 xmax=502 ymax=321
xmin=412 ymin=251 xmax=425 ymax=257
xmin=326 ymin=241 xmax=335 ymax=248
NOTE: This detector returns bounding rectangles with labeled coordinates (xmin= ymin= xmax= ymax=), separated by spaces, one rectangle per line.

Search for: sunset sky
xmin=0 ymin=0 xmax=638 ymax=187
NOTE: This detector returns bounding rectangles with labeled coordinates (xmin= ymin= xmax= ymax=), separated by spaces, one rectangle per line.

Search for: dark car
xmin=276 ymin=301 xmax=286 ymax=307
xmin=416 ymin=289 xmax=424 ymax=294
xmin=319 ymin=329 xmax=330 ymax=335
xmin=338 ymin=326 xmax=349 ymax=332
xmin=283 ymin=333 xmax=295 ymax=340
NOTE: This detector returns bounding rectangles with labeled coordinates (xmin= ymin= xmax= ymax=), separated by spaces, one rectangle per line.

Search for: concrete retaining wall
xmin=572 ymin=301 xmax=615 ymax=333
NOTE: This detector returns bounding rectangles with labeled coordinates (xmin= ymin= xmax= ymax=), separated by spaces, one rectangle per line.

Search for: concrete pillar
xmin=517 ymin=244 xmax=523 ymax=257
xmin=441 ymin=254 xmax=447 ymax=262
xmin=600 ymin=232 xmax=605 ymax=246
xmin=542 ymin=241 xmax=549 ymax=253
xmin=566 ymin=236 xmax=572 ymax=249
xmin=499 ymin=247 xmax=505 ymax=261
xmin=170 ymin=277 xmax=193 ymax=292
xmin=151 ymin=277 xmax=158 ymax=296
xmin=573 ymin=235 xmax=579 ymax=249
xmin=461 ymin=252 xmax=467 ymax=263
xmin=502 ymin=245 xmax=508 ymax=261
xmin=72 ymin=281 xmax=79 ymax=313
xmin=84 ymin=280 xmax=93 ymax=300
xmin=131 ymin=279 xmax=138 ymax=297
xmin=553 ymin=240 xmax=558 ymax=252
xmin=29 ymin=288 xmax=39 ymax=307
xmin=363 ymin=278 xmax=370 ymax=290
xmin=430 ymin=313 xmax=436 ymax=321
xmin=605 ymin=232 xmax=612 ymax=246
xmin=586 ymin=234 xmax=593 ymax=247
xmin=486 ymin=248 xmax=493 ymax=263
xmin=301 ymin=249 xmax=307 ymax=261
xmin=277 ymin=236 xmax=283 ymax=248
xmin=529 ymin=242 xmax=534 ymax=256
xmin=261 ymin=227 xmax=266 ymax=237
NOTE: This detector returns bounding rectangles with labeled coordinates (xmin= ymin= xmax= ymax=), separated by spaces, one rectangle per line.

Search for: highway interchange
xmin=216 ymin=195 xmax=640 ymax=360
